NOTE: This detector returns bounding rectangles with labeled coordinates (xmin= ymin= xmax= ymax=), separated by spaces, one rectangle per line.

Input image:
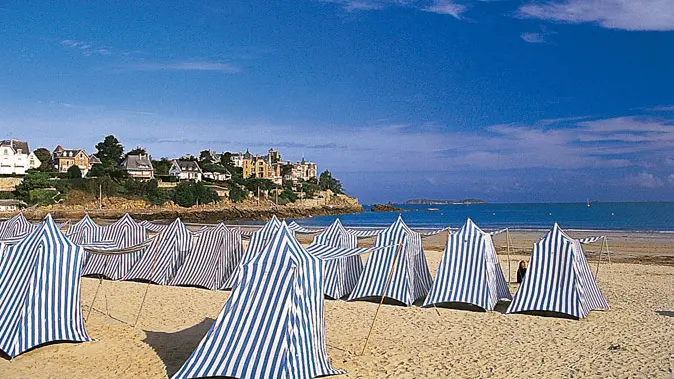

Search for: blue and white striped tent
xmin=169 ymin=223 xmax=243 ymax=290
xmin=82 ymin=213 xmax=148 ymax=280
xmin=288 ymin=221 xmax=323 ymax=234
xmin=346 ymin=228 xmax=385 ymax=238
xmin=124 ymin=218 xmax=193 ymax=285
xmin=172 ymin=222 xmax=344 ymax=379
xmin=221 ymin=215 xmax=283 ymax=290
xmin=348 ymin=215 xmax=433 ymax=306
xmin=0 ymin=213 xmax=35 ymax=241
xmin=66 ymin=215 xmax=104 ymax=244
xmin=506 ymin=223 xmax=609 ymax=319
xmin=308 ymin=218 xmax=363 ymax=299
xmin=423 ymin=218 xmax=511 ymax=311
xmin=139 ymin=220 xmax=169 ymax=233
xmin=0 ymin=214 xmax=91 ymax=359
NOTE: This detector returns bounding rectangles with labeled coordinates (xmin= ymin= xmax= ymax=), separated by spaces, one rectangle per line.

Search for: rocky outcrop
xmin=3 ymin=198 xmax=364 ymax=223
xmin=370 ymin=203 xmax=403 ymax=212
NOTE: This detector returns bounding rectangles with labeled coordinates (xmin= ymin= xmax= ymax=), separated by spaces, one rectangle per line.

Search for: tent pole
xmin=133 ymin=234 xmax=163 ymax=327
xmin=506 ymin=229 xmax=512 ymax=283
xmin=605 ymin=237 xmax=612 ymax=265
xmin=86 ymin=255 xmax=110 ymax=322
xmin=360 ymin=242 xmax=403 ymax=356
xmin=594 ymin=238 xmax=604 ymax=279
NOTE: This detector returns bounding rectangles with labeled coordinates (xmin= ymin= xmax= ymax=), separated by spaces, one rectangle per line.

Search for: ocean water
xmin=292 ymin=202 xmax=674 ymax=232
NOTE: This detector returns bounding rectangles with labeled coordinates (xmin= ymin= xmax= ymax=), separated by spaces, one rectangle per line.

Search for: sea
xmin=290 ymin=202 xmax=674 ymax=233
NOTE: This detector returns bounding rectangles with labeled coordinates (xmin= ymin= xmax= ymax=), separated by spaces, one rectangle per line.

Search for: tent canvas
xmin=506 ymin=223 xmax=609 ymax=319
xmin=423 ymin=218 xmax=511 ymax=311
xmin=0 ymin=213 xmax=35 ymax=241
xmin=172 ymin=222 xmax=344 ymax=379
xmin=66 ymin=215 xmax=104 ymax=245
xmin=169 ymin=223 xmax=243 ymax=290
xmin=82 ymin=213 xmax=148 ymax=280
xmin=308 ymin=218 xmax=363 ymax=299
xmin=0 ymin=215 xmax=91 ymax=359
xmin=125 ymin=218 xmax=194 ymax=285
xmin=221 ymin=215 xmax=282 ymax=290
xmin=348 ymin=215 xmax=433 ymax=306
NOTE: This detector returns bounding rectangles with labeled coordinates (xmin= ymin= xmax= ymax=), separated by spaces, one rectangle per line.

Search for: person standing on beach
xmin=517 ymin=261 xmax=527 ymax=283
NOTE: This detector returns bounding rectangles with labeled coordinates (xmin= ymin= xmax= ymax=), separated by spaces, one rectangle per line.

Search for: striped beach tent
xmin=124 ymin=218 xmax=193 ymax=285
xmin=139 ymin=220 xmax=169 ymax=233
xmin=221 ymin=215 xmax=283 ymax=290
xmin=172 ymin=222 xmax=344 ymax=379
xmin=348 ymin=215 xmax=433 ymax=306
xmin=506 ymin=223 xmax=609 ymax=319
xmin=346 ymin=228 xmax=385 ymax=238
xmin=169 ymin=223 xmax=243 ymax=290
xmin=0 ymin=214 xmax=91 ymax=359
xmin=288 ymin=221 xmax=323 ymax=234
xmin=423 ymin=218 xmax=511 ymax=311
xmin=66 ymin=215 xmax=104 ymax=244
xmin=308 ymin=218 xmax=363 ymax=299
xmin=82 ymin=213 xmax=147 ymax=280
xmin=0 ymin=213 xmax=36 ymax=240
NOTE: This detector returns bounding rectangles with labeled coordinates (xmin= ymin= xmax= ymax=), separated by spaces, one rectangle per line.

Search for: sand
xmin=1 ymin=234 xmax=673 ymax=378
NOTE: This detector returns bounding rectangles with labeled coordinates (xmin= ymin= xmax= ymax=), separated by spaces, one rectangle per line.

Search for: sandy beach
xmin=1 ymin=233 xmax=673 ymax=378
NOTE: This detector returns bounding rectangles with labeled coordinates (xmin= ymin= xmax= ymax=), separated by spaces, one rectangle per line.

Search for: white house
xmin=27 ymin=152 xmax=41 ymax=170
xmin=203 ymin=170 xmax=231 ymax=181
xmin=169 ymin=159 xmax=203 ymax=182
xmin=0 ymin=139 xmax=30 ymax=175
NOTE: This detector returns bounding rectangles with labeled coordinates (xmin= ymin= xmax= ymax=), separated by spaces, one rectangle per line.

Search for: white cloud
xmin=647 ymin=105 xmax=674 ymax=111
xmin=625 ymin=172 xmax=664 ymax=188
xmin=668 ymin=174 xmax=674 ymax=185
xmin=322 ymin=0 xmax=467 ymax=18
xmin=520 ymin=32 xmax=547 ymax=43
xmin=518 ymin=0 xmax=674 ymax=31
xmin=423 ymin=0 xmax=466 ymax=18
xmin=122 ymin=61 xmax=241 ymax=73
xmin=61 ymin=39 xmax=113 ymax=56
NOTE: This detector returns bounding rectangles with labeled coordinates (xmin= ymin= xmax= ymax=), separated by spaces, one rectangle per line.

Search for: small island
xmin=370 ymin=203 xmax=404 ymax=212
xmin=403 ymin=198 xmax=486 ymax=205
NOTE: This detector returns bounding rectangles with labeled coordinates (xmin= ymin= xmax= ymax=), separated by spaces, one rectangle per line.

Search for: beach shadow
xmin=349 ymin=296 xmax=408 ymax=307
xmin=143 ymin=317 xmax=215 ymax=377
xmin=493 ymin=301 xmax=511 ymax=314
xmin=516 ymin=311 xmax=579 ymax=320
xmin=0 ymin=350 xmax=9 ymax=361
xmin=656 ymin=310 xmax=674 ymax=318
xmin=429 ymin=302 xmax=487 ymax=313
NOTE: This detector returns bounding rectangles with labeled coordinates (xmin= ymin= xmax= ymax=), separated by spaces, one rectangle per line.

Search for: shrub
xmin=173 ymin=182 xmax=219 ymax=207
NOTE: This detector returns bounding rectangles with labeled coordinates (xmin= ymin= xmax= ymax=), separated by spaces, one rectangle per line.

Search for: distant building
xmin=88 ymin=154 xmax=102 ymax=170
xmin=53 ymin=146 xmax=90 ymax=176
xmin=0 ymin=139 xmax=30 ymax=175
xmin=0 ymin=199 xmax=26 ymax=211
xmin=203 ymin=170 xmax=231 ymax=181
xmin=120 ymin=154 xmax=155 ymax=179
xmin=283 ymin=157 xmax=317 ymax=183
xmin=27 ymin=152 xmax=41 ymax=170
xmin=169 ymin=159 xmax=202 ymax=182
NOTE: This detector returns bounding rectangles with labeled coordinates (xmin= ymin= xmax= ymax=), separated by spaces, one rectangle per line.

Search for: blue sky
xmin=1 ymin=1 xmax=673 ymax=203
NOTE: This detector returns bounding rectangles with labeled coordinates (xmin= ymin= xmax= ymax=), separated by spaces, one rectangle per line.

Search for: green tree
xmin=243 ymin=178 xmax=275 ymax=193
xmin=152 ymin=158 xmax=172 ymax=176
xmin=220 ymin=152 xmax=233 ymax=166
xmin=95 ymin=135 xmax=124 ymax=168
xmin=66 ymin=165 xmax=83 ymax=179
xmin=228 ymin=185 xmax=247 ymax=203
xmin=33 ymin=148 xmax=54 ymax=171
xmin=173 ymin=182 xmax=219 ymax=207
xmin=199 ymin=150 xmax=214 ymax=163
xmin=13 ymin=171 xmax=51 ymax=202
xmin=318 ymin=170 xmax=343 ymax=194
